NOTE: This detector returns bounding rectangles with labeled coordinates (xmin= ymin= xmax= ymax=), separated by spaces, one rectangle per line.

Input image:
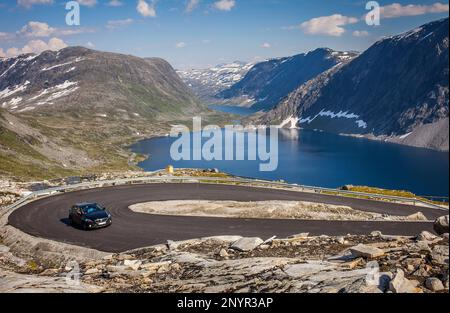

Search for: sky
xmin=0 ymin=0 xmax=449 ymax=69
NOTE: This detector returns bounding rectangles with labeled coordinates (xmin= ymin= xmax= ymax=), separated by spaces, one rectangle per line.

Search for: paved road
xmin=8 ymin=184 xmax=444 ymax=253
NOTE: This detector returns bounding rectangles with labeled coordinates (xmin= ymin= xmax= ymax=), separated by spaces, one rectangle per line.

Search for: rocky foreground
xmin=1 ymin=221 xmax=448 ymax=293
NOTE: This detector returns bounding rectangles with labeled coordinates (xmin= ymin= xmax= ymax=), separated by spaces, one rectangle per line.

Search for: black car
xmin=68 ymin=202 xmax=112 ymax=230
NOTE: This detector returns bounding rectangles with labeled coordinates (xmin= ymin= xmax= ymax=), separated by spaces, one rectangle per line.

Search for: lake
xmin=208 ymin=104 xmax=258 ymax=116
xmin=131 ymin=127 xmax=449 ymax=198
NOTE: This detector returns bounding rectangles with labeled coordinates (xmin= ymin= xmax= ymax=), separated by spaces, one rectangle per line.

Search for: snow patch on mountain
xmin=177 ymin=61 xmax=254 ymax=99
xmin=279 ymin=116 xmax=299 ymax=129
xmin=0 ymin=81 xmax=30 ymax=99
xmin=300 ymin=109 xmax=368 ymax=129
xmin=41 ymin=57 xmax=85 ymax=72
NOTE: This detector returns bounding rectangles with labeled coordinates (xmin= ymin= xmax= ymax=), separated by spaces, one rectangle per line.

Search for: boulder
xmin=231 ymin=237 xmax=264 ymax=252
xmin=434 ymin=216 xmax=449 ymax=235
xmin=123 ymin=260 xmax=142 ymax=271
xmin=416 ymin=231 xmax=438 ymax=242
xmin=336 ymin=236 xmax=346 ymax=245
xmin=349 ymin=244 xmax=385 ymax=259
xmin=406 ymin=212 xmax=427 ymax=221
xmin=430 ymin=245 xmax=449 ymax=265
xmin=370 ymin=231 xmax=382 ymax=238
xmin=389 ymin=269 xmax=422 ymax=293
xmin=425 ymin=277 xmax=444 ymax=292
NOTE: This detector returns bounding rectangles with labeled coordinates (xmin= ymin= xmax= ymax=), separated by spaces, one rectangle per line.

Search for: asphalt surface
xmin=8 ymin=183 xmax=444 ymax=253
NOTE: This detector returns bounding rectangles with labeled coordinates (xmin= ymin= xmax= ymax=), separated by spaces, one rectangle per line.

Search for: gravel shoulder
xmin=129 ymin=200 xmax=429 ymax=222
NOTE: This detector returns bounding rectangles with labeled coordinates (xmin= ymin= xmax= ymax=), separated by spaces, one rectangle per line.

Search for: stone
xmin=230 ymin=237 xmax=264 ymax=252
xmin=350 ymin=244 xmax=385 ymax=259
xmin=410 ymin=241 xmax=432 ymax=253
xmin=263 ymin=236 xmax=277 ymax=244
xmin=102 ymin=255 xmax=113 ymax=261
xmin=219 ymin=249 xmax=229 ymax=258
xmin=434 ymin=215 xmax=449 ymax=235
xmin=389 ymin=269 xmax=422 ymax=293
xmin=406 ymin=212 xmax=428 ymax=221
xmin=370 ymin=231 xmax=382 ymax=238
xmin=140 ymin=261 xmax=172 ymax=272
xmin=442 ymin=233 xmax=449 ymax=241
xmin=167 ymin=240 xmax=179 ymax=250
xmin=39 ymin=269 xmax=59 ymax=276
xmin=85 ymin=268 xmax=100 ymax=275
xmin=425 ymin=277 xmax=444 ymax=292
xmin=336 ymin=236 xmax=346 ymax=245
xmin=0 ymin=245 xmax=10 ymax=254
xmin=416 ymin=231 xmax=438 ymax=242
xmin=123 ymin=259 xmax=142 ymax=271
xmin=288 ymin=233 xmax=309 ymax=239
xmin=430 ymin=245 xmax=449 ymax=265
xmin=106 ymin=265 xmax=128 ymax=273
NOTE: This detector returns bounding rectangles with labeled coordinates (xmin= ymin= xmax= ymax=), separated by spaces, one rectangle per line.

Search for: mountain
xmin=218 ymin=48 xmax=358 ymax=111
xmin=256 ymin=18 xmax=449 ymax=151
xmin=177 ymin=61 xmax=254 ymax=102
xmin=0 ymin=46 xmax=203 ymax=119
xmin=0 ymin=47 xmax=208 ymax=179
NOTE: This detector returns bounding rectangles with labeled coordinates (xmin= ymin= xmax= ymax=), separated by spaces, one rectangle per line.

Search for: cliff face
xmin=256 ymin=18 xmax=449 ymax=151
xmin=218 ymin=48 xmax=358 ymax=111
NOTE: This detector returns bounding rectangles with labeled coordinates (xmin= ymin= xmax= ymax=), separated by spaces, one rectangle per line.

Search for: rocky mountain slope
xmin=177 ymin=61 xmax=254 ymax=102
xmin=219 ymin=49 xmax=358 ymax=111
xmin=0 ymin=47 xmax=211 ymax=179
xmin=257 ymin=18 xmax=449 ymax=151
xmin=0 ymin=47 xmax=203 ymax=119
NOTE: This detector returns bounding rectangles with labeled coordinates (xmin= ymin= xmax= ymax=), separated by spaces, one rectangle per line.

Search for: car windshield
xmin=80 ymin=204 xmax=103 ymax=214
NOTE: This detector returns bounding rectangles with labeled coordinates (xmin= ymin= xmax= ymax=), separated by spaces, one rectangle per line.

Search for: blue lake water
xmin=208 ymin=105 xmax=258 ymax=116
xmin=131 ymin=128 xmax=449 ymax=198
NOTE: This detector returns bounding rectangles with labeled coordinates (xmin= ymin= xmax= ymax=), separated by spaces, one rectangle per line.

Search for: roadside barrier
xmin=3 ymin=170 xmax=449 ymax=213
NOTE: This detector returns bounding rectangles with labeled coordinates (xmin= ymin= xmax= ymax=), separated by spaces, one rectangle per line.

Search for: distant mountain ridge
xmin=177 ymin=61 xmax=254 ymax=102
xmin=218 ymin=48 xmax=358 ymax=111
xmin=256 ymin=18 xmax=449 ymax=151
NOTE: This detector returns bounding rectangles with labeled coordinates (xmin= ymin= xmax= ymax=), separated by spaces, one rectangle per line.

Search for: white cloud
xmin=299 ymin=14 xmax=359 ymax=37
xmin=137 ymin=0 xmax=157 ymax=17
xmin=175 ymin=42 xmax=187 ymax=48
xmin=107 ymin=0 xmax=123 ymax=6
xmin=18 ymin=21 xmax=55 ymax=37
xmin=261 ymin=42 xmax=271 ymax=48
xmin=214 ymin=0 xmax=235 ymax=11
xmin=77 ymin=0 xmax=97 ymax=7
xmin=86 ymin=41 xmax=95 ymax=48
xmin=0 ymin=48 xmax=6 ymax=58
xmin=352 ymin=30 xmax=369 ymax=37
xmin=185 ymin=0 xmax=200 ymax=13
xmin=17 ymin=0 xmax=53 ymax=9
xmin=14 ymin=21 xmax=94 ymax=38
xmin=106 ymin=18 xmax=134 ymax=29
xmin=380 ymin=2 xmax=449 ymax=18
xmin=4 ymin=37 xmax=68 ymax=57
xmin=0 ymin=32 xmax=13 ymax=41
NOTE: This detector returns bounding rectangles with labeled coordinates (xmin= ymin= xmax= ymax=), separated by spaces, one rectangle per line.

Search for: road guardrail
xmin=3 ymin=171 xmax=449 ymax=213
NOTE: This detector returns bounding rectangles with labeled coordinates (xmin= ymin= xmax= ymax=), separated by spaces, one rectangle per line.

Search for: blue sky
xmin=0 ymin=0 xmax=449 ymax=68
